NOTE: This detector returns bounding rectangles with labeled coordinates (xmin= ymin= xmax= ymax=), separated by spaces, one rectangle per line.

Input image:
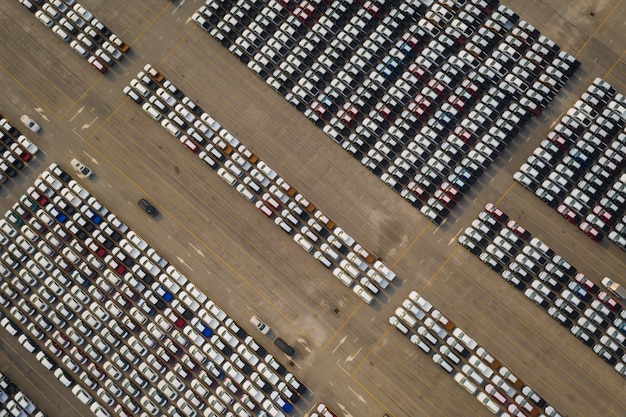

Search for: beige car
xmin=70 ymin=158 xmax=93 ymax=178
xmin=250 ymin=315 xmax=270 ymax=334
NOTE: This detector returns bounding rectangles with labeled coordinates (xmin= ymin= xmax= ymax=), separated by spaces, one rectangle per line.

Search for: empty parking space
xmin=0 ymin=7 xmax=87 ymax=112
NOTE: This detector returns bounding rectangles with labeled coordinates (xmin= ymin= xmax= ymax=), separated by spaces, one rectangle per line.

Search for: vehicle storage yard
xmin=0 ymin=1 xmax=624 ymax=417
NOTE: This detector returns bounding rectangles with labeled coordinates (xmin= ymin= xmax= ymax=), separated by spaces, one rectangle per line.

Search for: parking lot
xmin=0 ymin=0 xmax=625 ymax=417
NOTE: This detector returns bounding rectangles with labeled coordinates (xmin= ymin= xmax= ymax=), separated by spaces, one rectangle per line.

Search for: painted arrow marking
xmin=70 ymin=105 xmax=84 ymax=122
xmin=34 ymin=107 xmax=49 ymax=121
xmin=81 ymin=116 xmax=98 ymax=129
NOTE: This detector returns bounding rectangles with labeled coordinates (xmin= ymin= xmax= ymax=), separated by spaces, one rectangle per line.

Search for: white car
xmin=20 ymin=115 xmax=40 ymax=133
xmin=72 ymin=385 xmax=93 ymax=405
xmin=70 ymin=158 xmax=93 ymax=178
xmin=352 ymin=284 xmax=374 ymax=304
xmin=52 ymin=25 xmax=71 ymax=42
xmin=250 ymin=315 xmax=270 ymax=334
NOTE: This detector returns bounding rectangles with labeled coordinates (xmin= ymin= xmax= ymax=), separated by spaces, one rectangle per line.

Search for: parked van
xmin=217 ymin=168 xmax=237 ymax=186
xmin=339 ymin=259 xmax=359 ymax=279
xmin=320 ymin=243 xmax=340 ymax=262
xmin=130 ymin=79 xmax=150 ymax=97
xmin=293 ymin=233 xmax=313 ymax=252
xmin=142 ymin=103 xmax=162 ymax=121
xmin=294 ymin=193 xmax=315 ymax=212
xmin=332 ymin=268 xmax=352 ymax=287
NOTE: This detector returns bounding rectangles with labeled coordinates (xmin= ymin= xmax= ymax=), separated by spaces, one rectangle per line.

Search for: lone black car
xmin=274 ymin=337 xmax=295 ymax=356
xmin=138 ymin=199 xmax=158 ymax=217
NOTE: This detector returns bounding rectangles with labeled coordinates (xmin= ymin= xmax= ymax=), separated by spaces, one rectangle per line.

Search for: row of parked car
xmin=458 ymin=204 xmax=626 ymax=378
xmin=125 ymin=65 xmax=397 ymax=304
xmin=389 ymin=290 xmax=564 ymax=417
xmin=514 ymin=78 xmax=626 ymax=250
xmin=193 ymin=0 xmax=575 ymax=224
xmin=0 ymin=371 xmax=45 ymax=417
xmin=0 ymin=115 xmax=40 ymax=184
xmin=19 ymin=0 xmax=129 ymax=73
xmin=0 ymin=163 xmax=308 ymax=417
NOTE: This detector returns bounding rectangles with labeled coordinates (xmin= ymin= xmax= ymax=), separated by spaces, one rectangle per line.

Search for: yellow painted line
xmin=0 ymin=38 xmax=79 ymax=108
xmin=351 ymin=326 xmax=392 ymax=373
xmin=157 ymin=22 xmax=197 ymax=65
xmin=127 ymin=1 xmax=172 ymax=46
xmin=318 ymin=295 xmax=363 ymax=352
xmin=390 ymin=221 xmax=432 ymax=268
xmin=356 ymin=347 xmax=466 ymax=417
xmin=603 ymin=49 xmax=626 ymax=78
xmin=575 ymin=0 xmax=624 ymax=56
xmin=59 ymin=76 xmax=106 ymax=120
xmin=495 ymin=181 xmax=516 ymax=205
xmin=83 ymin=92 xmax=129 ymax=144
xmin=69 ymin=5 xmax=178 ymax=130
xmin=87 ymin=117 xmax=341 ymax=348
xmin=419 ymin=243 xmax=460 ymax=291
xmin=0 ymin=62 xmax=62 ymax=119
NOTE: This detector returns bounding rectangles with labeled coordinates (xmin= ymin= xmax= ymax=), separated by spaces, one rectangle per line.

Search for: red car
xmin=408 ymin=63 xmax=428 ymax=81
xmin=596 ymin=291 xmax=621 ymax=312
xmin=407 ymin=181 xmax=428 ymax=201
xmin=547 ymin=131 xmax=569 ymax=150
xmin=592 ymin=206 xmax=613 ymax=225
xmin=88 ymin=56 xmax=108 ymax=74
xmin=106 ymin=256 xmax=126 ymax=275
xmin=364 ymin=1 xmax=381 ymax=19
xmin=573 ymin=273 xmax=599 ymax=294
xmin=87 ymin=240 xmax=106 ymax=258
xmin=556 ymin=204 xmax=580 ymax=224
xmin=440 ymin=182 xmax=462 ymax=201
xmin=506 ymin=219 xmax=530 ymax=239
xmin=310 ymin=101 xmax=330 ymax=120
xmin=375 ymin=102 xmax=394 ymax=120
xmin=10 ymin=143 xmax=31 ymax=162
xmin=447 ymin=94 xmax=469 ymax=114
xmin=408 ymin=102 xmax=430 ymax=121
xmin=484 ymin=203 xmax=508 ymax=222
xmin=401 ymin=32 xmax=422 ymax=50
xmin=180 ymin=136 xmax=199 ymax=153
xmin=255 ymin=201 xmax=273 ymax=218
xmin=461 ymin=79 xmax=480 ymax=97
xmin=434 ymin=189 xmax=456 ymax=208
xmin=428 ymin=79 xmax=448 ymax=98
xmin=453 ymin=126 xmax=475 ymax=145
xmin=579 ymin=221 xmax=603 ymax=242
xmin=171 ymin=314 xmax=185 ymax=329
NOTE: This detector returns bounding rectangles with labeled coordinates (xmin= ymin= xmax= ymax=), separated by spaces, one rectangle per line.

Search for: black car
xmin=274 ymin=337 xmax=295 ymax=356
xmin=138 ymin=199 xmax=158 ymax=216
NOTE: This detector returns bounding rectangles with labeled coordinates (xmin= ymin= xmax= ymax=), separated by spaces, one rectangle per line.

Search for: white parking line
xmin=81 ymin=150 xmax=99 ymax=164
xmin=69 ymin=105 xmax=84 ymax=121
xmin=176 ymin=255 xmax=193 ymax=270
xmin=172 ymin=0 xmax=185 ymax=14
xmin=188 ymin=241 xmax=205 ymax=257
xmin=332 ymin=335 xmax=347 ymax=354
xmin=345 ymin=347 xmax=361 ymax=362
xmin=34 ymin=107 xmax=49 ymax=121
xmin=71 ymin=127 xmax=86 ymax=141
xmin=81 ymin=116 xmax=98 ymax=130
